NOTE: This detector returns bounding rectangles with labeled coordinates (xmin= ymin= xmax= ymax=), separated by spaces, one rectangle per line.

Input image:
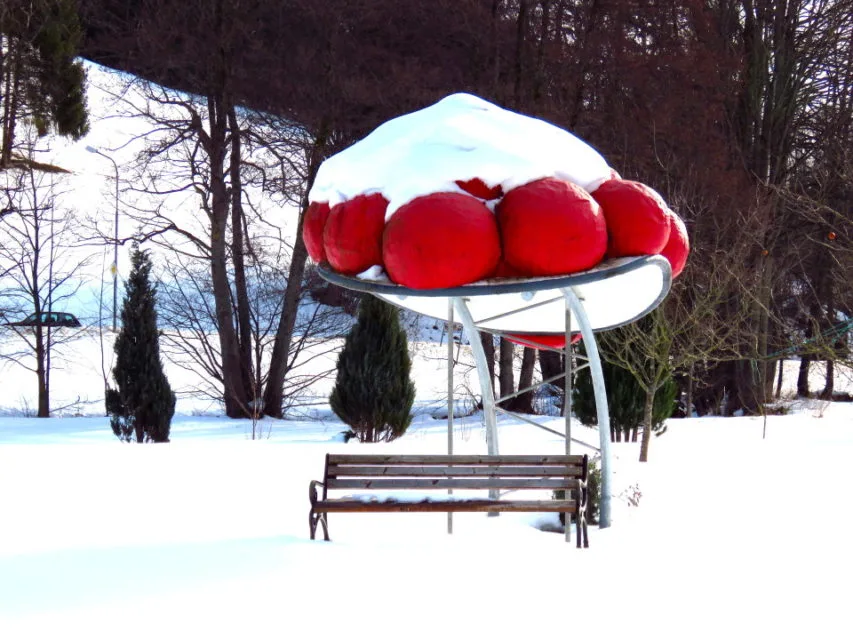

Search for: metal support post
xmin=565 ymin=302 xmax=572 ymax=456
xmin=447 ymin=299 xmax=454 ymax=534
xmin=564 ymin=300 xmax=573 ymax=542
xmin=561 ymin=288 xmax=612 ymax=529
xmin=453 ymin=298 xmax=499 ymax=503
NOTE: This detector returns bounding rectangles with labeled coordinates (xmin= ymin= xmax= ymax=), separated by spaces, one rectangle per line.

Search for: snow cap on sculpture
xmin=304 ymin=92 xmax=689 ymax=292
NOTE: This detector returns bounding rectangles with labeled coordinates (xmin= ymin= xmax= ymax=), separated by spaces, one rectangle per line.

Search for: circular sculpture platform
xmin=318 ymin=255 xmax=671 ymax=335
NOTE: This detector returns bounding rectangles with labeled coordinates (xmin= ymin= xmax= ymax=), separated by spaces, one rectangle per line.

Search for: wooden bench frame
xmin=309 ymin=453 xmax=589 ymax=547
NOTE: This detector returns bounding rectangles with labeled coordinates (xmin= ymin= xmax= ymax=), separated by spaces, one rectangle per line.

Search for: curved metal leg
xmin=447 ymin=299 xmax=454 ymax=535
xmin=561 ymin=288 xmax=612 ymax=529
xmin=453 ymin=298 xmax=499 ymax=505
xmin=309 ymin=510 xmax=330 ymax=541
xmin=453 ymin=298 xmax=499 ymax=458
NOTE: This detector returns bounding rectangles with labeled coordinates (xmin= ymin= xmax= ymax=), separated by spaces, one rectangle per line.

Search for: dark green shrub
xmin=330 ymin=295 xmax=415 ymax=443
xmin=651 ymin=375 xmax=678 ymax=435
xmin=105 ymin=387 xmax=133 ymax=442
xmin=573 ymin=342 xmax=676 ymax=439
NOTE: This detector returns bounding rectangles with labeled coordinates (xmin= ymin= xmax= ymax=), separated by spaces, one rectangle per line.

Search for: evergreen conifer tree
xmin=1 ymin=0 xmax=89 ymax=165
xmin=573 ymin=340 xmax=675 ymax=440
xmin=106 ymin=246 xmax=175 ymax=443
xmin=330 ymin=295 xmax=415 ymax=443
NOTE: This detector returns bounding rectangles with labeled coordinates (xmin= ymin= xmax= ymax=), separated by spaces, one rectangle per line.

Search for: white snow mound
xmin=309 ymin=93 xmax=613 ymax=218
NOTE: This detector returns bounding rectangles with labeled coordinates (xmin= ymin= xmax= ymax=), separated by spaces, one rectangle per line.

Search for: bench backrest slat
xmin=327 ymin=454 xmax=585 ymax=466
xmin=328 ymin=464 xmax=584 ymax=478
xmin=326 ymin=477 xmax=581 ymax=491
xmin=322 ymin=454 xmax=587 ymax=494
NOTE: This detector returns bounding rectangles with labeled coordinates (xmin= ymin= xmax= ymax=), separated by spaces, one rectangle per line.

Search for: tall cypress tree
xmin=106 ymin=246 xmax=175 ymax=443
xmin=330 ymin=295 xmax=415 ymax=443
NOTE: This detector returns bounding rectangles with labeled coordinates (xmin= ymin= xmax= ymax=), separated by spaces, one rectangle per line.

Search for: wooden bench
xmin=308 ymin=453 xmax=589 ymax=547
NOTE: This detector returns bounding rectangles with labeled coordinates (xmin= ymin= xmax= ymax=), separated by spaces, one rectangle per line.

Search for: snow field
xmin=2 ymin=403 xmax=852 ymax=639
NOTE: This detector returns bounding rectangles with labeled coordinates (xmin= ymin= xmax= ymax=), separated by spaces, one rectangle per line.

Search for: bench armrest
xmin=309 ymin=479 xmax=325 ymax=507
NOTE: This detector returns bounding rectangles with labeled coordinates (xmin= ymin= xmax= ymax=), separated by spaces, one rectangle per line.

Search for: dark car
xmin=7 ymin=312 xmax=82 ymax=328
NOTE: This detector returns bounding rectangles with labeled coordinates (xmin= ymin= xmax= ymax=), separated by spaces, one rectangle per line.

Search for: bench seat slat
xmin=315 ymin=498 xmax=578 ymax=513
xmin=328 ymin=454 xmax=585 ymax=466
xmin=326 ymin=477 xmax=580 ymax=491
xmin=328 ymin=465 xmax=584 ymax=478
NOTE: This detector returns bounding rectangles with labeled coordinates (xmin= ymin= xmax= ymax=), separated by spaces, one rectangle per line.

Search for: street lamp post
xmin=85 ymin=146 xmax=120 ymax=332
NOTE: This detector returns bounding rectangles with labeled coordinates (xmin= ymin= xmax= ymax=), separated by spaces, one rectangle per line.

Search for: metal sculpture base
xmin=318 ymin=255 xmax=673 ymax=533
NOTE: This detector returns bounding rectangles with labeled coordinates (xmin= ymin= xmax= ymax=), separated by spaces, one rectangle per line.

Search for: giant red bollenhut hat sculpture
xmin=305 ymin=93 xmax=689 ymax=295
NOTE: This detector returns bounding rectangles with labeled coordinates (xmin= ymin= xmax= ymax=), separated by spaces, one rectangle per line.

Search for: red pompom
xmin=323 ymin=193 xmax=388 ymax=274
xmin=506 ymin=333 xmax=582 ymax=350
xmin=383 ymin=192 xmax=501 ymax=289
xmin=455 ymin=178 xmax=504 ymax=200
xmin=497 ymin=177 xmax=606 ymax=276
xmin=661 ymin=210 xmax=689 ymax=278
xmin=303 ymin=201 xmax=331 ymax=263
xmin=592 ymin=179 xmax=670 ymax=258
xmin=490 ymin=259 xmax=526 ymax=279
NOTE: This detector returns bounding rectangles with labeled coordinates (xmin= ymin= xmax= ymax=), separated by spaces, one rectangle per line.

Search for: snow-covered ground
xmin=1 ymin=366 xmax=852 ymax=639
xmin=3 ymin=61 xmax=852 ymax=640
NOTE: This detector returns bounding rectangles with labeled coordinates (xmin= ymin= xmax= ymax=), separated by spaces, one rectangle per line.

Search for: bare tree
xmin=0 ymin=165 xmax=89 ymax=416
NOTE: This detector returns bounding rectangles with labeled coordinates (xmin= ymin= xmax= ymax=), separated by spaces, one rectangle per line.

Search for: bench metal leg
xmin=576 ymin=516 xmax=582 ymax=549
xmin=309 ymin=510 xmax=330 ymax=541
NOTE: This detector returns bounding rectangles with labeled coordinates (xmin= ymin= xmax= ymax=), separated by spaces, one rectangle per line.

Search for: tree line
xmin=3 ymin=0 xmax=852 ymax=423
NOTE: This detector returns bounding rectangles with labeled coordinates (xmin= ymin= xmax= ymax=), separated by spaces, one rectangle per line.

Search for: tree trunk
xmin=512 ymin=0 xmax=529 ymax=108
xmin=1 ymin=39 xmax=22 ymax=166
xmin=821 ymin=279 xmax=836 ymax=400
xmin=480 ymin=332 xmax=496 ymax=400
xmin=822 ymin=360 xmax=834 ymax=400
xmin=498 ymin=338 xmax=515 ymax=407
xmin=775 ymin=358 xmax=784 ymax=398
xmin=489 ymin=0 xmax=502 ymax=93
xmin=538 ymin=348 xmax=561 ymax=380
xmin=796 ymin=356 xmax=810 ymax=397
xmin=538 ymin=348 xmax=564 ymax=414
xmin=512 ymin=346 xmax=536 ymax=414
xmin=532 ymin=0 xmax=552 ymax=101
xmin=639 ymin=386 xmax=655 ymax=462
xmin=227 ymin=105 xmax=255 ymax=411
xmin=755 ymin=254 xmax=773 ymax=406
xmin=206 ymin=94 xmax=247 ymax=417
xmin=261 ymin=223 xmax=308 ymax=417
xmin=35 ymin=325 xmax=49 ymax=417
xmin=262 ymin=134 xmax=326 ymax=418
xmin=567 ymin=0 xmax=601 ymax=128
